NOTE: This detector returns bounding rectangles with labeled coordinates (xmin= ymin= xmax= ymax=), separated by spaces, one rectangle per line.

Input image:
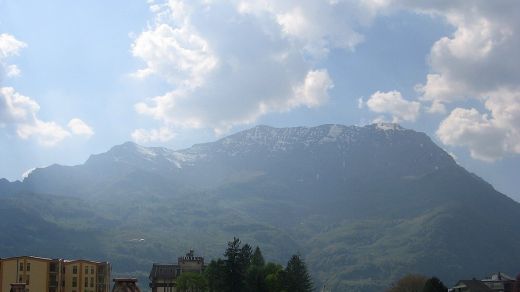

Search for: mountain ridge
xmin=1 ymin=123 xmax=519 ymax=292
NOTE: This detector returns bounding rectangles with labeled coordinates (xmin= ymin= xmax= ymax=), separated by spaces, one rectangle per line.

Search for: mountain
xmin=1 ymin=123 xmax=519 ymax=291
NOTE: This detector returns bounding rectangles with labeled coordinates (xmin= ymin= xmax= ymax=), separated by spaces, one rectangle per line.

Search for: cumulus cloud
xmin=132 ymin=0 xmax=342 ymax=135
xmin=366 ymin=90 xmax=420 ymax=122
xmin=386 ymin=1 xmax=520 ymax=160
xmin=16 ymin=119 xmax=71 ymax=147
xmin=131 ymin=127 xmax=176 ymax=143
xmin=236 ymin=0 xmax=388 ymax=57
xmin=67 ymin=118 xmax=94 ymax=137
xmin=131 ymin=22 xmax=218 ymax=88
xmin=0 ymin=33 xmax=26 ymax=79
xmin=437 ymin=89 xmax=520 ymax=162
xmin=0 ymin=87 xmax=93 ymax=146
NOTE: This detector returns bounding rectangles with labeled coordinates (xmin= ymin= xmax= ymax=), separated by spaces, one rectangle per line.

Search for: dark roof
xmin=148 ymin=264 xmax=178 ymax=280
xmin=453 ymin=280 xmax=493 ymax=291
xmin=112 ymin=278 xmax=141 ymax=292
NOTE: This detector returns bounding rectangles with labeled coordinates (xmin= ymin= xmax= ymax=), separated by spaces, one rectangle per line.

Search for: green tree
xmin=387 ymin=274 xmax=428 ymax=292
xmin=264 ymin=263 xmax=285 ymax=292
xmin=246 ymin=247 xmax=268 ymax=292
xmin=205 ymin=259 xmax=226 ymax=292
xmin=224 ymin=237 xmax=252 ymax=292
xmin=422 ymin=277 xmax=447 ymax=292
xmin=251 ymin=246 xmax=265 ymax=267
xmin=176 ymin=272 xmax=208 ymax=292
xmin=283 ymin=254 xmax=313 ymax=292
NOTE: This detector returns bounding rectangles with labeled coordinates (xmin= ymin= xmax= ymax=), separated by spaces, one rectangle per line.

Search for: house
xmin=112 ymin=278 xmax=141 ymax=292
xmin=481 ymin=272 xmax=516 ymax=292
xmin=450 ymin=279 xmax=494 ymax=292
xmin=149 ymin=250 xmax=205 ymax=292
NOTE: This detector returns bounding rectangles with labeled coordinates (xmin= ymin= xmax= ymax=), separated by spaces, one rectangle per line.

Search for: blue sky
xmin=1 ymin=0 xmax=519 ymax=200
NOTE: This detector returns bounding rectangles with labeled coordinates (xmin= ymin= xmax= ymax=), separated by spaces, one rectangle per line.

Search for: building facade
xmin=149 ymin=250 xmax=205 ymax=292
xmin=0 ymin=256 xmax=111 ymax=292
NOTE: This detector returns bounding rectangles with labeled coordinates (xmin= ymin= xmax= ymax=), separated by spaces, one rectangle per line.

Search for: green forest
xmin=176 ymin=237 xmax=313 ymax=292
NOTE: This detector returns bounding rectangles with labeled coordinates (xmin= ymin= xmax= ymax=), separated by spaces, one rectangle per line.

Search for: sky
xmin=0 ymin=0 xmax=519 ymax=200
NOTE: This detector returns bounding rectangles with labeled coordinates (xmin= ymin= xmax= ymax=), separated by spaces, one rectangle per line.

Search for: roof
xmin=0 ymin=256 xmax=110 ymax=265
xmin=63 ymin=259 xmax=109 ymax=265
xmin=452 ymin=280 xmax=493 ymax=291
xmin=149 ymin=264 xmax=178 ymax=280
xmin=112 ymin=278 xmax=141 ymax=292
xmin=0 ymin=255 xmax=57 ymax=262
xmin=482 ymin=272 xmax=515 ymax=281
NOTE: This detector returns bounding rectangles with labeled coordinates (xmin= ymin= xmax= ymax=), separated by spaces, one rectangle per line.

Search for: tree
xmin=283 ymin=254 xmax=313 ymax=292
xmin=176 ymin=272 xmax=208 ymax=292
xmin=246 ymin=247 xmax=268 ymax=292
xmin=205 ymin=259 xmax=227 ymax=292
xmin=264 ymin=263 xmax=285 ymax=292
xmin=223 ymin=237 xmax=252 ymax=292
xmin=387 ymin=274 xmax=428 ymax=292
xmin=422 ymin=277 xmax=448 ymax=292
xmin=251 ymin=246 xmax=265 ymax=267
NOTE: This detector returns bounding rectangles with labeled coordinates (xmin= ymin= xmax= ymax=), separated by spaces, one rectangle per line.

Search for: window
xmin=26 ymin=275 xmax=30 ymax=285
xmin=19 ymin=275 xmax=23 ymax=282
xmin=26 ymin=263 xmax=31 ymax=272
xmin=72 ymin=277 xmax=77 ymax=288
xmin=19 ymin=263 xmax=24 ymax=271
xmin=91 ymin=267 xmax=94 ymax=274
xmin=91 ymin=277 xmax=94 ymax=288
xmin=73 ymin=266 xmax=78 ymax=274
xmin=85 ymin=277 xmax=89 ymax=288
xmin=85 ymin=266 xmax=88 ymax=274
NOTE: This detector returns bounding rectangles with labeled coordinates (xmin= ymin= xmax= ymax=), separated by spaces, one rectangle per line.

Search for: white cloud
xmin=131 ymin=0 xmax=218 ymax=89
xmin=0 ymin=87 xmax=93 ymax=146
xmin=437 ymin=89 xmax=520 ymax=161
xmin=0 ymin=87 xmax=40 ymax=123
xmin=289 ymin=69 xmax=333 ymax=108
xmin=366 ymin=90 xmax=420 ymax=122
xmin=403 ymin=1 xmax=520 ymax=108
xmin=6 ymin=64 xmax=21 ymax=77
xmin=67 ymin=118 xmax=94 ymax=137
xmin=0 ymin=33 xmax=26 ymax=79
xmin=132 ymin=1 xmax=340 ymax=135
xmin=16 ymin=119 xmax=71 ymax=147
xmin=379 ymin=1 xmax=520 ymax=160
xmin=131 ymin=22 xmax=218 ymax=88
xmin=0 ymin=33 xmax=26 ymax=58
xmin=437 ymin=108 xmax=506 ymax=162
xmin=131 ymin=127 xmax=176 ymax=143
xmin=235 ymin=0 xmax=385 ymax=57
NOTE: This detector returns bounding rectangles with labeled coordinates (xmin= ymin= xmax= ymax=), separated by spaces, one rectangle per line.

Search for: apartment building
xmin=0 ymin=256 xmax=111 ymax=292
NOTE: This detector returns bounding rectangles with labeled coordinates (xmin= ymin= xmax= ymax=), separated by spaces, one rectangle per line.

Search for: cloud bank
xmin=132 ymin=0 xmax=520 ymax=161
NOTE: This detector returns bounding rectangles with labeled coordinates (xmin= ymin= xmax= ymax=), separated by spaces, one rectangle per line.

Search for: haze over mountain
xmin=1 ymin=123 xmax=519 ymax=291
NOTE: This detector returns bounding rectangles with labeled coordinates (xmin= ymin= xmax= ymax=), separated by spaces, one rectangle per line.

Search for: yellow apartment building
xmin=0 ymin=256 xmax=111 ymax=292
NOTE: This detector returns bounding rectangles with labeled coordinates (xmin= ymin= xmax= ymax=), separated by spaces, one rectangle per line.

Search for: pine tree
xmin=422 ymin=277 xmax=448 ymax=292
xmin=251 ymin=246 xmax=265 ymax=267
xmin=284 ymin=254 xmax=313 ymax=292
xmin=246 ymin=246 xmax=268 ymax=292
xmin=223 ymin=237 xmax=253 ymax=292
xmin=205 ymin=259 xmax=227 ymax=292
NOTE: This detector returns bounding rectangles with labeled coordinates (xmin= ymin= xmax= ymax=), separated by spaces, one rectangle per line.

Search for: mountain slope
xmin=1 ymin=123 xmax=519 ymax=291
